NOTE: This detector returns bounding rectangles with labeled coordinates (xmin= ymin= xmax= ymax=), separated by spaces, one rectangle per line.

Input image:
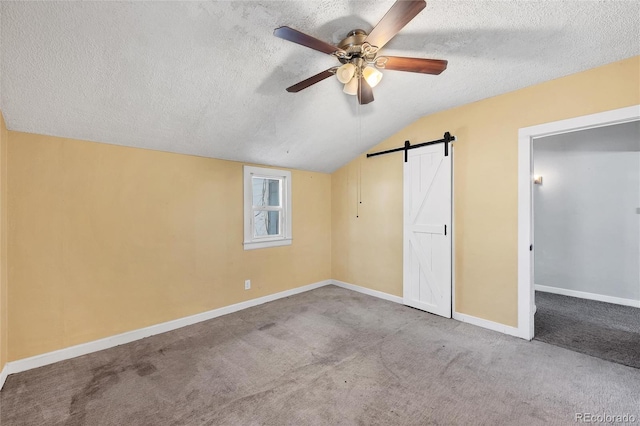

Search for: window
xmin=243 ymin=165 xmax=292 ymax=250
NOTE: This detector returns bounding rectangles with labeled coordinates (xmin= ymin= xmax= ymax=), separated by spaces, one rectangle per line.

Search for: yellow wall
xmin=0 ymin=112 xmax=8 ymax=370
xmin=7 ymin=133 xmax=331 ymax=360
xmin=3 ymin=56 xmax=639 ymax=363
xmin=332 ymin=56 xmax=640 ymax=327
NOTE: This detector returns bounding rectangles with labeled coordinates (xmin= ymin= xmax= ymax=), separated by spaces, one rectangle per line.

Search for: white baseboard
xmin=331 ymin=280 xmax=530 ymax=340
xmin=0 ymin=279 xmax=331 ymax=389
xmin=0 ymin=278 xmax=538 ymax=391
xmin=535 ymin=284 xmax=640 ymax=308
xmin=331 ymin=279 xmax=403 ymax=304
xmin=0 ymin=363 xmax=8 ymax=390
xmin=453 ymin=312 xmax=528 ymax=340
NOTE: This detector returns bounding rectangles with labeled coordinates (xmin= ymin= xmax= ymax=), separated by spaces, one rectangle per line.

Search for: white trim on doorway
xmin=517 ymin=105 xmax=640 ymax=340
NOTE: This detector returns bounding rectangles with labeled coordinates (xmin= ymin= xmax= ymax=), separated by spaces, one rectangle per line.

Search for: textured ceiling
xmin=1 ymin=1 xmax=639 ymax=173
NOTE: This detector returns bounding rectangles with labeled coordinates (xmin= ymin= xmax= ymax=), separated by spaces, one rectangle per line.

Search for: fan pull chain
xmin=358 ymin=114 xmax=363 ymax=207
xmin=356 ymin=99 xmax=361 ymax=218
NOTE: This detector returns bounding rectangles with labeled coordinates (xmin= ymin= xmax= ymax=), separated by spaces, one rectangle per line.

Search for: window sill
xmin=243 ymin=238 xmax=292 ymax=250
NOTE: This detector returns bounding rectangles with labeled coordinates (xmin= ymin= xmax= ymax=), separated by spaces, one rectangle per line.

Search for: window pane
xmin=252 ymin=177 xmax=280 ymax=207
xmin=254 ymin=210 xmax=280 ymax=237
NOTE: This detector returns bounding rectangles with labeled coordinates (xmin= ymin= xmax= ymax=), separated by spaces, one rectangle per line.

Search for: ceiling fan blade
xmin=383 ymin=56 xmax=448 ymax=74
xmin=286 ymin=68 xmax=336 ymax=93
xmin=364 ymin=0 xmax=426 ymax=50
xmin=274 ymin=26 xmax=342 ymax=55
xmin=358 ymin=75 xmax=374 ymax=105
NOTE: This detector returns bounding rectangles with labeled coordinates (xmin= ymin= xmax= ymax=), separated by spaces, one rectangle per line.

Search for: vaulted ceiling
xmin=1 ymin=1 xmax=638 ymax=173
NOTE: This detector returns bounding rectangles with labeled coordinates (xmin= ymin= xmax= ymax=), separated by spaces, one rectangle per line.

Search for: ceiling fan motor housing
xmin=337 ymin=30 xmax=368 ymax=63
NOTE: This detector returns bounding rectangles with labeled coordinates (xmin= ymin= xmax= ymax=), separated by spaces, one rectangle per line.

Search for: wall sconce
xmin=533 ymin=176 xmax=543 ymax=185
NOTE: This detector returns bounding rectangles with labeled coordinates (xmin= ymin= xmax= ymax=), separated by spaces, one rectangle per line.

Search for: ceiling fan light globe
xmin=343 ymin=77 xmax=358 ymax=95
xmin=363 ymin=66 xmax=383 ymax=88
xmin=336 ymin=63 xmax=356 ymax=84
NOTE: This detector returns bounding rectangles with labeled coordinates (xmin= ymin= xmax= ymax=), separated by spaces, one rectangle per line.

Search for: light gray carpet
xmin=2 ymin=285 xmax=639 ymax=425
xmin=534 ymin=291 xmax=640 ymax=369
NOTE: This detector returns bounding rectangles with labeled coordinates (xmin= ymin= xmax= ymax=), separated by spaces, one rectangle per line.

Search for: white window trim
xmin=243 ymin=165 xmax=292 ymax=250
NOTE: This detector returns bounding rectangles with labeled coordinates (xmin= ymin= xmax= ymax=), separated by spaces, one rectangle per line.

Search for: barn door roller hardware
xmin=366 ymin=132 xmax=455 ymax=162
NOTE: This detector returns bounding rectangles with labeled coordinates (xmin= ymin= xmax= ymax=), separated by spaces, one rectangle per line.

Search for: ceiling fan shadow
xmin=341 ymin=92 xmax=378 ymax=117
xmin=385 ymin=28 xmax=563 ymax=60
xmin=316 ymin=15 xmax=373 ymax=46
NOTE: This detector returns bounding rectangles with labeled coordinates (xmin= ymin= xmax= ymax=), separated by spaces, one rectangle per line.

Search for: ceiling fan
xmin=274 ymin=0 xmax=447 ymax=105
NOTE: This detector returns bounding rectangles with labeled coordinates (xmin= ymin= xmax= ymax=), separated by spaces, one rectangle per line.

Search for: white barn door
xmin=403 ymin=144 xmax=452 ymax=318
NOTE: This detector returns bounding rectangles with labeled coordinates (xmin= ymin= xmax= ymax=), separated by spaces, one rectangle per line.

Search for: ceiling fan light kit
xmin=343 ymin=76 xmax=359 ymax=96
xmin=274 ymin=0 xmax=448 ymax=105
xmin=362 ymin=66 xmax=383 ymax=88
xmin=336 ymin=63 xmax=356 ymax=84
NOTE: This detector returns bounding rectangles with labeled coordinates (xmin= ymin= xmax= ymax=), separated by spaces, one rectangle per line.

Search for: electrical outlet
xmin=244 ymin=279 xmax=251 ymax=290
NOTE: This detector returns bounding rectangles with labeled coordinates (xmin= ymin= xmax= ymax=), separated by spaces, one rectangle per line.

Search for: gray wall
xmin=533 ymin=120 xmax=640 ymax=302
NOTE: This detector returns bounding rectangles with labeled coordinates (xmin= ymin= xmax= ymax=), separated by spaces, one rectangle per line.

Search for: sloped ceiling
xmin=1 ymin=1 xmax=639 ymax=173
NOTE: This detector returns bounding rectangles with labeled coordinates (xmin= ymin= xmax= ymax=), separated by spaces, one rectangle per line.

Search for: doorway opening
xmin=518 ymin=105 xmax=640 ymax=340
xmin=532 ymin=121 xmax=640 ymax=367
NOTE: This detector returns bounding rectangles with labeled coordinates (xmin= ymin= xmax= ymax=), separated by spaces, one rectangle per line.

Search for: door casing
xmin=517 ymin=105 xmax=640 ymax=340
